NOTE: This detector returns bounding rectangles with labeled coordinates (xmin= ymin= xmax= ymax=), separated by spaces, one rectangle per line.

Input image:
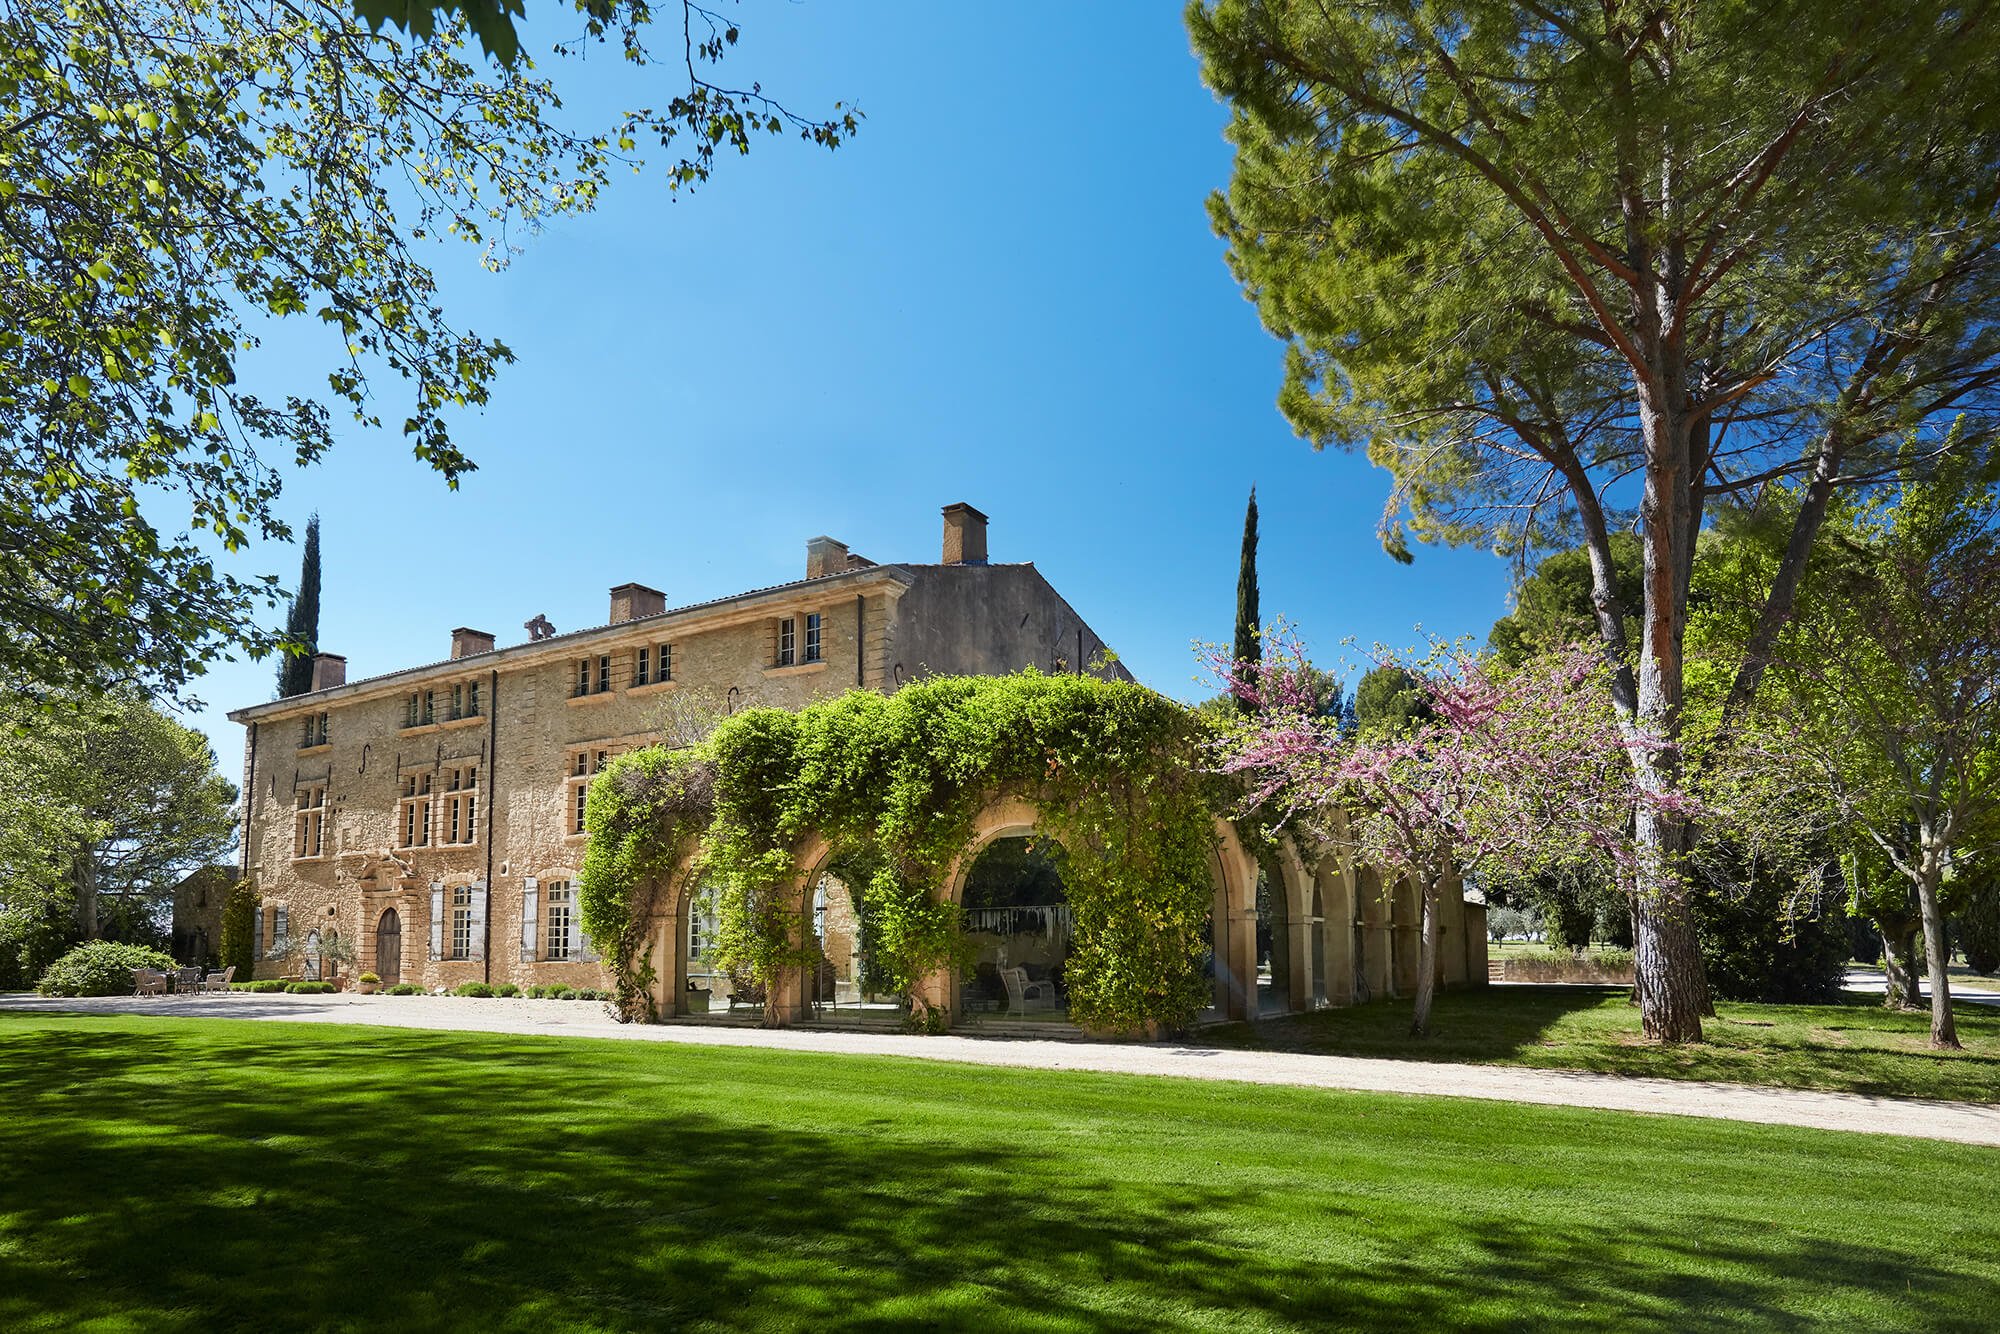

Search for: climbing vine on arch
xmin=580 ymin=671 xmax=1225 ymax=1033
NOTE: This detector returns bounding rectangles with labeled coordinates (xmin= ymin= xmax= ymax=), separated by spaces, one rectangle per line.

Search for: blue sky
xmin=179 ymin=2 xmax=1513 ymax=762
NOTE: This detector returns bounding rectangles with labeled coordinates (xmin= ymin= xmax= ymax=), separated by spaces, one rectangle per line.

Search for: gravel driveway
xmin=5 ymin=990 xmax=1996 ymax=1148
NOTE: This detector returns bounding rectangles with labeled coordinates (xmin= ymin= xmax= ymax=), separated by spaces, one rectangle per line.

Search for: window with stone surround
xmin=300 ymin=712 xmax=329 ymax=748
xmin=292 ymin=784 xmax=326 ymax=860
xmin=404 ymin=689 xmax=437 ymax=729
xmin=450 ymin=884 xmax=473 ymax=960
xmin=398 ymin=772 xmax=434 ymax=848
xmin=545 ymin=881 xmax=575 ymax=960
xmin=566 ymin=747 xmax=614 ymax=836
xmin=574 ymin=654 xmax=613 ymax=698
xmin=448 ymin=680 xmax=482 ymax=721
xmin=776 ymin=617 xmax=796 ymax=667
xmin=442 ymin=764 xmax=479 ymax=845
xmin=634 ymin=643 xmax=675 ymax=686
xmin=804 ymin=612 xmax=822 ymax=664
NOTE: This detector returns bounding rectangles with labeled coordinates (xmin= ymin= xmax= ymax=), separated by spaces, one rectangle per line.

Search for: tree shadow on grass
xmin=0 ymin=1021 xmax=1991 ymax=1332
xmin=1198 ymin=985 xmax=1625 ymax=1061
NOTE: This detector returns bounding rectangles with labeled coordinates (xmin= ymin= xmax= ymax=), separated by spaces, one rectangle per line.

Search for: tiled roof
xmin=225 ymin=561 xmax=944 ymax=721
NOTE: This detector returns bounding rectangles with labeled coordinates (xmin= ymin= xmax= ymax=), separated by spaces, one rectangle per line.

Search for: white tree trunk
xmin=1410 ymin=876 xmax=1442 ymax=1037
xmin=1916 ymin=844 xmax=1960 ymax=1049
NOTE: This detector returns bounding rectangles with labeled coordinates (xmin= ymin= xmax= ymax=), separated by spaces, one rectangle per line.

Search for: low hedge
xmin=37 ymin=941 xmax=178 ymax=997
xmin=491 ymin=983 xmax=519 ymax=998
xmin=453 ymin=982 xmax=494 ymax=998
xmin=231 ymin=979 xmax=290 ymax=993
xmin=284 ymin=981 xmax=336 ymax=995
xmin=385 ymin=983 xmax=422 ymax=996
xmin=1496 ymin=949 xmax=1636 ymax=984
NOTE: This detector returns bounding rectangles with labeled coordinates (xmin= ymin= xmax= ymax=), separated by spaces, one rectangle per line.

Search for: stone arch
xmin=1207 ymin=817 xmax=1259 ymax=1021
xmin=1269 ymin=835 xmax=1319 ymax=1014
xmin=639 ymin=844 xmax=709 ymax=1019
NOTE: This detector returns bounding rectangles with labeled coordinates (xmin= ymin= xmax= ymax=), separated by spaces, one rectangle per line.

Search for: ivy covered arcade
xmin=579 ymin=672 xmax=1487 ymax=1034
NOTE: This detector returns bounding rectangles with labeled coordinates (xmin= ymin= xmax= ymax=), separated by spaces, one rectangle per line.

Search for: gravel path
xmin=6 ymin=991 xmax=1998 ymax=1148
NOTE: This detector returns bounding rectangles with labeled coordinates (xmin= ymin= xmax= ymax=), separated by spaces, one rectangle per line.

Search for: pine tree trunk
xmin=1916 ymin=850 xmax=1960 ymax=1049
xmin=1626 ymin=299 xmax=1711 ymax=1045
xmin=1409 ymin=877 xmax=1441 ymax=1037
xmin=1631 ymin=781 xmax=1706 ymax=1043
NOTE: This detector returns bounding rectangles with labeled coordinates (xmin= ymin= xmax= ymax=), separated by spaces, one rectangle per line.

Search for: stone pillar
xmin=1318 ymin=857 xmax=1356 ymax=1008
xmin=1227 ymin=906 xmax=1259 ymax=1020
xmin=1463 ymin=901 xmax=1490 ymax=987
xmin=649 ymin=912 xmax=679 ymax=1018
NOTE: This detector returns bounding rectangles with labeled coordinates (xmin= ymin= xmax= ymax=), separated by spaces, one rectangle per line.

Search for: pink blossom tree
xmin=1212 ymin=634 xmax=1693 ymax=1038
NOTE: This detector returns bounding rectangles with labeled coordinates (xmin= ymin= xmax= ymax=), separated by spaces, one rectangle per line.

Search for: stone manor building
xmin=228 ymin=504 xmax=1133 ymax=993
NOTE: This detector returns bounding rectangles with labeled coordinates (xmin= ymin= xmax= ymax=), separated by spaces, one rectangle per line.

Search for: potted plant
xmin=355 ymin=971 xmax=380 ymax=995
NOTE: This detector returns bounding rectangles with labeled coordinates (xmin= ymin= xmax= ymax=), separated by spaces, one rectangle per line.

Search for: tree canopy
xmin=1190 ymin=0 xmax=2000 ymax=1042
xmin=0 ymin=688 xmax=237 ymax=984
xmin=0 ymin=0 xmax=856 ymax=706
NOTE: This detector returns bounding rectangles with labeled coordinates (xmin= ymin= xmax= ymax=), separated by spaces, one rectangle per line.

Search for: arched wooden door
xmin=376 ymin=908 xmax=402 ymax=986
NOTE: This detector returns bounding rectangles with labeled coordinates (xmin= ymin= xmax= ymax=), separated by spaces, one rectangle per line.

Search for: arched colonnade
xmin=637 ymin=796 xmax=1486 ymax=1028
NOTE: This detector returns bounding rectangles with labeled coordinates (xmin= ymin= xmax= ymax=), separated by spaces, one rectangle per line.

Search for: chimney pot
xmin=308 ymin=653 xmax=346 ymax=692
xmin=449 ymin=627 xmax=495 ymax=660
xmin=941 ymin=502 xmax=989 ymax=565
xmin=805 ymin=535 xmax=850 ymax=580
xmin=609 ymin=583 xmax=666 ymax=624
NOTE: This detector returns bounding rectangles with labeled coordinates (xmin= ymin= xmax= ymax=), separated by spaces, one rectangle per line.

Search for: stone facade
xmin=169 ymin=865 xmax=232 ymax=970
xmin=227 ymin=504 xmax=1132 ymax=993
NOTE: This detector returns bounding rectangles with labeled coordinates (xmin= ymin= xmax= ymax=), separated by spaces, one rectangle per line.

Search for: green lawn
xmin=2 ymin=1012 xmax=1998 ymax=1331
xmin=1209 ymin=985 xmax=2000 ymax=1103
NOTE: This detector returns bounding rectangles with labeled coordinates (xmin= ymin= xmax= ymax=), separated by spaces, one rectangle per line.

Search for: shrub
xmin=1 ymin=899 xmax=77 ymax=991
xmin=1494 ymin=948 xmax=1635 ymax=983
xmin=1958 ymin=879 xmax=2000 ymax=976
xmin=1695 ymin=868 xmax=1850 ymax=1004
xmin=548 ymin=986 xmax=577 ymax=1000
xmin=36 ymin=941 xmax=177 ymax=997
xmin=230 ymin=978 xmax=289 ymax=992
xmin=357 ymin=971 xmax=380 ymax=984
xmin=491 ymin=983 xmax=519 ymax=997
xmin=284 ymin=981 xmax=335 ymax=994
xmin=453 ymin=982 xmax=494 ymax=998
xmin=386 ymin=983 xmax=422 ymax=996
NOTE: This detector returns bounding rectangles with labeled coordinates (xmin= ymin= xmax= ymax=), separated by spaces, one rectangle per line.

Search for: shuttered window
xmin=520 ymin=878 xmax=540 ymax=962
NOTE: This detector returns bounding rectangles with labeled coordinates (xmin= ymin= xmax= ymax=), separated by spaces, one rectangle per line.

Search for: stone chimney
xmin=941 ymin=502 xmax=989 ymax=565
xmin=450 ymin=627 xmax=495 ymax=660
xmin=805 ymin=535 xmax=850 ymax=580
xmin=609 ymin=583 xmax=666 ymax=623
xmin=309 ymin=653 xmax=346 ymax=692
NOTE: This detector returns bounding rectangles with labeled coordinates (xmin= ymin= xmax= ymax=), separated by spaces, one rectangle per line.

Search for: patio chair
xmin=175 ymin=966 xmax=203 ymax=995
xmin=132 ymin=969 xmax=168 ymax=997
xmin=999 ymin=966 xmax=1060 ymax=1014
xmin=201 ymin=966 xmax=236 ymax=993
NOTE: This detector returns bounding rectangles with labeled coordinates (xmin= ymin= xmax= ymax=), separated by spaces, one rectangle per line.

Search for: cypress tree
xmin=1232 ymin=487 xmax=1259 ymax=714
xmin=276 ymin=515 xmax=321 ymax=698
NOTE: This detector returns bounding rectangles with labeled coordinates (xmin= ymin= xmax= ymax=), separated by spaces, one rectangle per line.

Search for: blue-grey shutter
xmin=253 ymin=902 xmax=264 ymax=958
xmin=521 ymin=878 xmax=539 ymax=962
xmin=273 ymin=904 xmax=288 ymax=952
xmin=468 ymin=882 xmax=487 ymax=962
xmin=429 ymin=881 xmax=445 ymax=960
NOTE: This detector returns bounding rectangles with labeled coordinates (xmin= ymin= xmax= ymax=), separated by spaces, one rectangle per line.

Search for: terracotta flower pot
xmin=356 ymin=981 xmax=378 ymax=995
